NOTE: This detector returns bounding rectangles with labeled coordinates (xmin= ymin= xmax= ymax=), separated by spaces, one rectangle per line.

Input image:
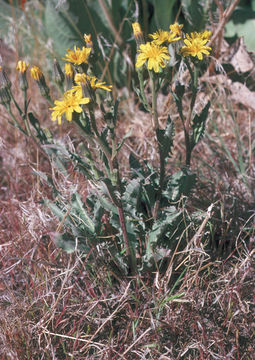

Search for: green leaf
xmin=123 ymin=178 xmax=142 ymax=216
xmin=172 ymin=83 xmax=185 ymax=123
xmin=164 ymin=169 xmax=196 ymax=202
xmin=181 ymin=0 xmax=211 ymax=31
xmin=46 ymin=201 xmax=73 ymax=226
xmin=53 ymin=232 xmax=90 ymax=253
xmin=190 ymin=101 xmax=210 ymax=151
xmin=146 ymin=207 xmax=184 ymax=261
xmin=28 ymin=112 xmax=50 ymax=144
xmin=152 ymin=0 xmax=177 ymax=29
xmin=225 ymin=7 xmax=255 ymax=51
xmin=71 ymin=193 xmax=95 ymax=233
xmin=45 ymin=0 xmax=82 ymax=57
xmin=129 ymin=153 xmax=146 ymax=178
xmin=96 ymin=179 xmax=119 ymax=215
xmin=156 ymin=115 xmax=175 ymax=160
xmin=32 ymin=170 xmax=59 ymax=197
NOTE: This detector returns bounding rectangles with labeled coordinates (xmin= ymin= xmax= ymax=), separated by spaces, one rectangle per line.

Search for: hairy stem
xmin=137 ymin=69 xmax=150 ymax=111
xmin=185 ymin=62 xmax=198 ymax=166
xmin=151 ymin=72 xmax=165 ymax=219
xmin=89 ymin=107 xmax=137 ymax=274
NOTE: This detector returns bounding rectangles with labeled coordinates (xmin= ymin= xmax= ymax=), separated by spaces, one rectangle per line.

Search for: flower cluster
xmin=49 ymin=38 xmax=112 ymax=124
xmin=13 ymin=36 xmax=112 ymax=125
xmin=133 ymin=22 xmax=212 ymax=73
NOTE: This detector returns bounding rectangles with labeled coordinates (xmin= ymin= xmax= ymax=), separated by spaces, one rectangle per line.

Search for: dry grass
xmin=1 ymin=26 xmax=255 ymax=360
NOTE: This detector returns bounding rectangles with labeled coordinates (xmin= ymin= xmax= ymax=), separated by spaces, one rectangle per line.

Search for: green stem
xmin=150 ymin=71 xmax=159 ymax=131
xmin=22 ymin=89 xmax=33 ymax=137
xmin=151 ymin=72 xmax=165 ymax=220
xmin=9 ymin=91 xmax=23 ymax=117
xmin=184 ymin=62 xmax=198 ymax=167
xmin=117 ymin=202 xmax=137 ymax=275
xmin=81 ymin=109 xmax=137 ymax=274
xmin=89 ymin=107 xmax=113 ymax=170
xmin=137 ymin=69 xmax=150 ymax=111
xmin=6 ymin=104 xmax=28 ymax=136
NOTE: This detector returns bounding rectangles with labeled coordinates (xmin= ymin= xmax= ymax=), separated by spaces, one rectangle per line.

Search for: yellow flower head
xmin=74 ymin=73 xmax=112 ymax=92
xmin=201 ymin=30 xmax=212 ymax=41
xmin=30 ymin=66 xmax=43 ymax=81
xmin=16 ymin=60 xmax=29 ymax=74
xmin=62 ymin=46 xmax=91 ymax=66
xmin=84 ymin=33 xmax=93 ymax=47
xmin=132 ymin=22 xmax=142 ymax=38
xmin=169 ymin=23 xmax=183 ymax=37
xmin=149 ymin=29 xmax=181 ymax=45
xmin=0 ymin=66 xmax=11 ymax=89
xmin=132 ymin=22 xmax=144 ymax=47
xmin=50 ymin=91 xmax=90 ymax=125
xmin=136 ymin=42 xmax=170 ymax=73
xmin=180 ymin=32 xmax=211 ymax=60
xmin=64 ymin=63 xmax=74 ymax=77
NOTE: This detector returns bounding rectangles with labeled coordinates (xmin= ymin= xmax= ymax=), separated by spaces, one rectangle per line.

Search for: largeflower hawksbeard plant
xmin=0 ymin=22 xmax=213 ymax=277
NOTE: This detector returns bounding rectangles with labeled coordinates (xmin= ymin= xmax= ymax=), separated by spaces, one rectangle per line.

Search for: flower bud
xmin=84 ymin=33 xmax=93 ymax=49
xmin=74 ymin=73 xmax=95 ymax=103
xmin=53 ymin=58 xmax=65 ymax=85
xmin=0 ymin=87 xmax=11 ymax=106
xmin=16 ymin=60 xmax=29 ymax=91
xmin=30 ymin=65 xmax=50 ymax=98
xmin=0 ymin=66 xmax=11 ymax=89
xmin=64 ymin=63 xmax=74 ymax=90
xmin=132 ymin=22 xmax=145 ymax=48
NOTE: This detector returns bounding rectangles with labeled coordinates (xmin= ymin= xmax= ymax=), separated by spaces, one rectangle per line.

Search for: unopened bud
xmin=0 ymin=87 xmax=11 ymax=106
xmin=84 ymin=34 xmax=93 ymax=49
xmin=74 ymin=73 xmax=95 ymax=102
xmin=132 ymin=22 xmax=144 ymax=48
xmin=0 ymin=66 xmax=11 ymax=89
xmin=30 ymin=66 xmax=50 ymax=98
xmin=64 ymin=63 xmax=74 ymax=90
xmin=53 ymin=58 xmax=65 ymax=85
xmin=16 ymin=60 xmax=29 ymax=91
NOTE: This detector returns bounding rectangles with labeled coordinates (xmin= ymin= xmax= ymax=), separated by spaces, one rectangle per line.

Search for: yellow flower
xmin=74 ymin=73 xmax=112 ymax=92
xmin=50 ymin=91 xmax=90 ymax=125
xmin=132 ymin=22 xmax=142 ymax=38
xmin=30 ymin=65 xmax=50 ymax=97
xmin=84 ymin=33 xmax=93 ymax=47
xmin=62 ymin=46 xmax=91 ymax=66
xmin=180 ymin=32 xmax=211 ymax=60
xmin=16 ymin=60 xmax=29 ymax=73
xmin=64 ymin=63 xmax=74 ymax=77
xmin=169 ymin=23 xmax=183 ymax=37
xmin=149 ymin=29 xmax=181 ymax=45
xmin=30 ymin=66 xmax=43 ymax=81
xmin=132 ymin=22 xmax=144 ymax=47
xmin=136 ymin=42 xmax=170 ymax=73
xmin=201 ymin=30 xmax=212 ymax=41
